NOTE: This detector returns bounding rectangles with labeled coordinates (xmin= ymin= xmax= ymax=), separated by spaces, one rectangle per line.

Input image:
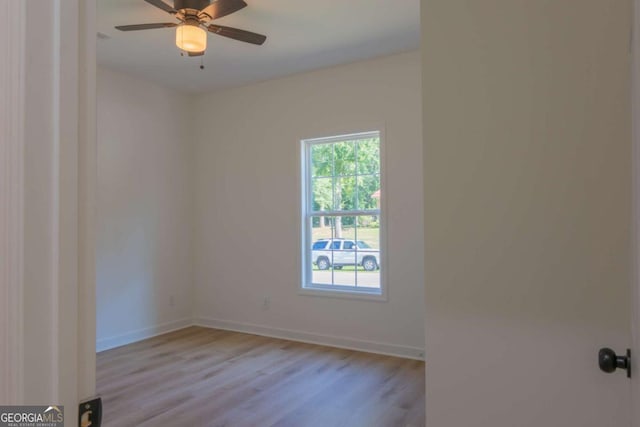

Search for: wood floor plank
xmin=96 ymin=326 xmax=425 ymax=427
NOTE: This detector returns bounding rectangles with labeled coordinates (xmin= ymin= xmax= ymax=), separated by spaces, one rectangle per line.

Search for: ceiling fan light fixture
xmin=176 ymin=24 xmax=207 ymax=53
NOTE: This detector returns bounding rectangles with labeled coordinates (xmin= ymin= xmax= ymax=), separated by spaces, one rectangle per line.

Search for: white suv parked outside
xmin=311 ymin=238 xmax=380 ymax=271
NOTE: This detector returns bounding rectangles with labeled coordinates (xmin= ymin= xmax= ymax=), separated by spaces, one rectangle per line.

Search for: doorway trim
xmin=78 ymin=0 xmax=98 ymax=400
xmin=0 ymin=0 xmax=26 ymax=405
xmin=0 ymin=0 xmax=96 ymax=412
xmin=632 ymin=0 xmax=640 ymax=424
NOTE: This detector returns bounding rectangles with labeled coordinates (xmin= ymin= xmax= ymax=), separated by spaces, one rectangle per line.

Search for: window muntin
xmin=302 ymin=131 xmax=382 ymax=295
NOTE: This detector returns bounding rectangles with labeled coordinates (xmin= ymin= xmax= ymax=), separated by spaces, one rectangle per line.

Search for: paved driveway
xmin=312 ymin=270 xmax=380 ymax=288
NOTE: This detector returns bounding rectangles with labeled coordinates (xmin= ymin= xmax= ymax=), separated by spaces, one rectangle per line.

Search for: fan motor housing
xmin=174 ymin=0 xmax=210 ymax=12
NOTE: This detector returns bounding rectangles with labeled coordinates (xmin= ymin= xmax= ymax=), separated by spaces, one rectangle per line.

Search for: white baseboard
xmin=194 ymin=316 xmax=425 ymax=361
xmin=96 ymin=316 xmax=425 ymax=361
xmin=96 ymin=318 xmax=194 ymax=352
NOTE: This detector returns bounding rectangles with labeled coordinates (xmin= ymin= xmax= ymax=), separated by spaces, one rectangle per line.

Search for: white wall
xmin=96 ymin=67 xmax=194 ymax=350
xmin=422 ymin=1 xmax=631 ymax=426
xmin=192 ymin=51 xmax=425 ymax=356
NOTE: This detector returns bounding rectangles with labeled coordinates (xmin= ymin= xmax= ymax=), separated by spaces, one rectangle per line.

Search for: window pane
xmin=337 ymin=217 xmax=356 ymax=240
xmin=356 ymin=215 xmax=380 ymax=248
xmin=333 ymin=141 xmax=356 ymax=176
xmin=357 ymin=174 xmax=380 ymax=210
xmin=310 ymin=216 xmax=335 ymax=285
xmin=357 ymin=139 xmax=380 ymax=175
xmin=311 ymin=216 xmax=333 ymax=240
xmin=311 ymin=144 xmax=333 ymax=178
xmin=354 ymin=216 xmax=380 ymax=289
xmin=311 ymin=177 xmax=333 ymax=212
xmin=334 ymin=176 xmax=356 ymax=211
xmin=333 ymin=268 xmax=357 ymax=287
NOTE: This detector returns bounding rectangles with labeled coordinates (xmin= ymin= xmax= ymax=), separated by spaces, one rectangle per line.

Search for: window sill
xmin=298 ymin=286 xmax=387 ymax=302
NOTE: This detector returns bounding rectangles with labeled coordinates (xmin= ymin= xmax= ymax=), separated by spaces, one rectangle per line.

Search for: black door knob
xmin=598 ymin=348 xmax=631 ymax=378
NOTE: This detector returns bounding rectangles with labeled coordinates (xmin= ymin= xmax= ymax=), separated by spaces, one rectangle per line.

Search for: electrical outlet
xmin=79 ymin=397 xmax=102 ymax=427
xmin=262 ymin=296 xmax=270 ymax=310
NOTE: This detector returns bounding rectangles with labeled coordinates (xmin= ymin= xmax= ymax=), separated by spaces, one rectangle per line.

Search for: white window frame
xmin=299 ymin=130 xmax=387 ymax=301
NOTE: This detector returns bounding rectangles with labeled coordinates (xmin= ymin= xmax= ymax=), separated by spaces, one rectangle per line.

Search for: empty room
xmin=4 ymin=0 xmax=637 ymax=426
xmin=95 ymin=0 xmax=425 ymax=425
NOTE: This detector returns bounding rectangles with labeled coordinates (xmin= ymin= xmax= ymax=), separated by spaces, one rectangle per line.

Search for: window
xmin=301 ymin=131 xmax=383 ymax=296
xmin=357 ymin=241 xmax=370 ymax=249
xmin=312 ymin=240 xmax=329 ymax=250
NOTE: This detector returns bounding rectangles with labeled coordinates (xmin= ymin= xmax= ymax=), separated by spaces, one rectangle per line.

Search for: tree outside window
xmin=302 ymin=131 xmax=383 ymax=295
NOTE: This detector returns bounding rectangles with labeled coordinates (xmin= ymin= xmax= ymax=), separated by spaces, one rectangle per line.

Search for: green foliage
xmin=310 ymin=138 xmax=380 ymax=212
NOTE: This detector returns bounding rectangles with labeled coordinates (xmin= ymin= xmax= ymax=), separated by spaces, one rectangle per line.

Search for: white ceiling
xmin=97 ymin=0 xmax=421 ymax=93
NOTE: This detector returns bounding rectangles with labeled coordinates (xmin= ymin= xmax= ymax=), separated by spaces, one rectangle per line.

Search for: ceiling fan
xmin=115 ymin=0 xmax=266 ymax=57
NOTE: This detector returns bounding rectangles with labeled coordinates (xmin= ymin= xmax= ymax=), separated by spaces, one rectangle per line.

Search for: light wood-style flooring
xmin=97 ymin=326 xmax=425 ymax=427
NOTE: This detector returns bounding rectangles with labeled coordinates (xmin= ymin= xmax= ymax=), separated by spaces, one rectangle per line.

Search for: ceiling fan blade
xmin=144 ymin=0 xmax=177 ymax=14
xmin=199 ymin=0 xmax=247 ymax=21
xmin=115 ymin=23 xmax=178 ymax=31
xmin=207 ymin=24 xmax=266 ymax=45
xmin=188 ymin=51 xmax=205 ymax=56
